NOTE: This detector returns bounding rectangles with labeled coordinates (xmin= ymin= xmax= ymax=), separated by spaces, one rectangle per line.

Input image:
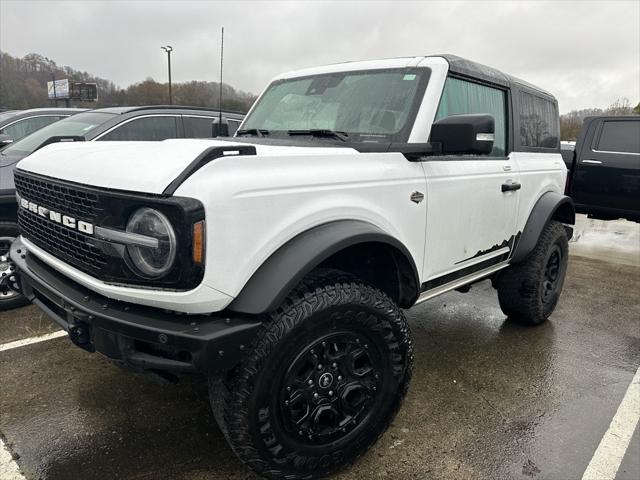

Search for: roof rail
xmin=123 ymin=105 xmax=247 ymax=115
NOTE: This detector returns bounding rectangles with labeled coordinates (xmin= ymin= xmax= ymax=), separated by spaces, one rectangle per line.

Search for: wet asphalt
xmin=1 ymin=215 xmax=638 ymax=480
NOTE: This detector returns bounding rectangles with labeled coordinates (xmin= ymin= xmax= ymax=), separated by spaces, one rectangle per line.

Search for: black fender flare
xmin=228 ymin=220 xmax=420 ymax=314
xmin=511 ymin=191 xmax=575 ymax=263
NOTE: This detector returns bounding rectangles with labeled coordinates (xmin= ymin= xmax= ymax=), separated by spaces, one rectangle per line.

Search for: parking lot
xmin=1 ymin=214 xmax=638 ymax=480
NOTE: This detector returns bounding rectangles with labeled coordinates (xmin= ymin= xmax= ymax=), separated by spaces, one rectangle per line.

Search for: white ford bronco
xmin=7 ymin=55 xmax=574 ymax=479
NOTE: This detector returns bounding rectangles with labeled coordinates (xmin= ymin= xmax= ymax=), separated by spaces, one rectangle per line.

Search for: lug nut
xmin=287 ymin=386 xmax=292 ymax=392
xmin=332 ymin=362 xmax=337 ymax=369
xmin=313 ymin=393 xmax=319 ymax=399
xmin=317 ymin=364 xmax=323 ymax=370
xmin=338 ymin=376 xmax=343 ymax=381
xmin=328 ymin=390 xmax=333 ymax=396
xmin=308 ymin=380 xmax=313 ymax=386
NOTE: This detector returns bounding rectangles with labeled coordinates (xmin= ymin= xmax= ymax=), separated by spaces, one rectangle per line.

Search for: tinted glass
xmin=100 ymin=116 xmax=178 ymax=141
xmin=519 ymin=92 xmax=559 ymax=148
xmin=227 ymin=119 xmax=241 ymax=135
xmin=597 ymin=121 xmax=640 ymax=154
xmin=1 ymin=111 xmax=115 ymax=156
xmin=1 ymin=116 xmax=64 ymax=141
xmin=435 ymin=77 xmax=507 ymax=156
xmin=183 ymin=116 xmax=215 ymax=138
xmin=241 ymin=69 xmax=429 ymax=142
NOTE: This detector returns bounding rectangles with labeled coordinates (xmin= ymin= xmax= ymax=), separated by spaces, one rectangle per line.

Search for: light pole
xmin=161 ymin=45 xmax=173 ymax=104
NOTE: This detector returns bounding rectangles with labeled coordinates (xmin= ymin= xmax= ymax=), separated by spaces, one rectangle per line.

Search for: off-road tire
xmin=0 ymin=221 xmax=28 ymax=311
xmin=496 ymin=220 xmax=568 ymax=325
xmin=209 ymin=268 xmax=413 ymax=479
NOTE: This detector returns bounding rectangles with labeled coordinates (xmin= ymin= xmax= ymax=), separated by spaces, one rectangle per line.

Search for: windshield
xmin=240 ymin=68 xmax=429 ymax=142
xmin=1 ymin=111 xmax=116 ymax=156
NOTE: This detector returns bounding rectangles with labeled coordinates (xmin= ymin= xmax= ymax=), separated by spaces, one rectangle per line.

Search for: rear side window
xmin=596 ymin=121 xmax=640 ymax=154
xmin=435 ymin=77 xmax=507 ymax=156
xmin=519 ymin=92 xmax=559 ymax=148
xmin=183 ymin=116 xmax=215 ymax=138
xmin=100 ymin=116 xmax=178 ymax=141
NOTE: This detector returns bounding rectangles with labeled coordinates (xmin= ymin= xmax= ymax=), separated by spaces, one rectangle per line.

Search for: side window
xmin=183 ymin=116 xmax=215 ymax=138
xmin=519 ymin=92 xmax=559 ymax=148
xmin=435 ymin=76 xmax=507 ymax=156
xmin=2 ymin=116 xmax=62 ymax=140
xmin=100 ymin=116 xmax=178 ymax=141
xmin=228 ymin=119 xmax=241 ymax=136
xmin=596 ymin=121 xmax=640 ymax=154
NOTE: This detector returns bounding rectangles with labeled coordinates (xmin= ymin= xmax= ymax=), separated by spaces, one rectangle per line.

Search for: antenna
xmin=218 ymin=27 xmax=224 ymax=129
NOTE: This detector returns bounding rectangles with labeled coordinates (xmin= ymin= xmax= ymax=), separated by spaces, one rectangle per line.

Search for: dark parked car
xmin=0 ymin=108 xmax=86 ymax=149
xmin=0 ymin=105 xmax=244 ymax=310
xmin=565 ymin=116 xmax=640 ymax=222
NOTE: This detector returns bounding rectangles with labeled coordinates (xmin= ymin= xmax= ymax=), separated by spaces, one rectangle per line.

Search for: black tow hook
xmin=68 ymin=322 xmax=94 ymax=351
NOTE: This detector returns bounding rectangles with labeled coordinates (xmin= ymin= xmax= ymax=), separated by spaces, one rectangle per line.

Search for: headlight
xmin=125 ymin=208 xmax=176 ymax=278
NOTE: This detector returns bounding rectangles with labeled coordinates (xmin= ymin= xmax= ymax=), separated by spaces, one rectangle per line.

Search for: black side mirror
xmin=212 ymin=118 xmax=229 ymax=138
xmin=0 ymin=133 xmax=14 ymax=149
xmin=430 ymin=114 xmax=495 ymax=155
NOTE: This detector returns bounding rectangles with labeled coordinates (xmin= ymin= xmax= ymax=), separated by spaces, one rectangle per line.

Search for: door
xmin=572 ymin=118 xmax=640 ymax=215
xmin=422 ymin=76 xmax=519 ymax=286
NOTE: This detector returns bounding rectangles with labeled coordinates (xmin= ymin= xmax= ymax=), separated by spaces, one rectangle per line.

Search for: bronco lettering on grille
xmin=19 ymin=197 xmax=94 ymax=235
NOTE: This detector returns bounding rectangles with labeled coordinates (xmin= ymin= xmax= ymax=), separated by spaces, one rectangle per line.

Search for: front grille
xmin=14 ymin=172 xmax=99 ymax=221
xmin=14 ymin=171 xmax=106 ymax=275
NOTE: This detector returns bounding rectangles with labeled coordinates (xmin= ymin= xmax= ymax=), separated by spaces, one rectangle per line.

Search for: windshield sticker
xmin=403 ymin=74 xmax=416 ymax=81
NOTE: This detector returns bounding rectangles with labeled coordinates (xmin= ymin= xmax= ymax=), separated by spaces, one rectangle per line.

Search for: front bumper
xmin=10 ymin=237 xmax=262 ymax=374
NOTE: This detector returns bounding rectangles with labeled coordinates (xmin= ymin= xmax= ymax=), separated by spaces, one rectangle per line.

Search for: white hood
xmin=16 ymin=138 xmax=357 ymax=194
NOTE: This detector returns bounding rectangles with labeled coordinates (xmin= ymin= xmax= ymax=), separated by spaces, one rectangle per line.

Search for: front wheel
xmin=210 ymin=270 xmax=413 ymax=479
xmin=496 ymin=220 xmax=569 ymax=325
xmin=0 ymin=222 xmax=29 ymax=311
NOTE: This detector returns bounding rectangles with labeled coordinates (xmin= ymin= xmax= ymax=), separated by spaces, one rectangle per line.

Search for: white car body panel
xmin=16 ymin=139 xmax=357 ymax=194
xmin=174 ymin=151 xmax=426 ymax=300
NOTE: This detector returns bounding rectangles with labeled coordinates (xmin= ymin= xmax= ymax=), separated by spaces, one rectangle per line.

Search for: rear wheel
xmin=0 ymin=222 xmax=28 ymax=311
xmin=210 ymin=269 xmax=413 ymax=479
xmin=496 ymin=221 xmax=569 ymax=325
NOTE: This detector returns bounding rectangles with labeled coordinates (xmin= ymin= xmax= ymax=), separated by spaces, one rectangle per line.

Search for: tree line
xmin=0 ymin=51 xmax=256 ymax=112
xmin=560 ymin=98 xmax=640 ymax=141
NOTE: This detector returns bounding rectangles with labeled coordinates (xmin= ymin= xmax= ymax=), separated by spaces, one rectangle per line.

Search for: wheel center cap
xmin=318 ymin=372 xmax=333 ymax=389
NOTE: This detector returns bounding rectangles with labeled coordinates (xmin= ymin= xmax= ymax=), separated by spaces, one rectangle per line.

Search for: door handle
xmin=582 ymin=159 xmax=603 ymax=165
xmin=502 ymin=181 xmax=521 ymax=192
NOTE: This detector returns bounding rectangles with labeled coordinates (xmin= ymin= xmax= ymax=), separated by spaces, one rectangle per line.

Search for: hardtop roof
xmin=430 ymin=54 xmax=556 ymax=100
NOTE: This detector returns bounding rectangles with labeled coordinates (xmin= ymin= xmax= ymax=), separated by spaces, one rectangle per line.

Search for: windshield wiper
xmin=236 ymin=128 xmax=270 ymax=137
xmin=287 ymin=129 xmax=349 ymax=142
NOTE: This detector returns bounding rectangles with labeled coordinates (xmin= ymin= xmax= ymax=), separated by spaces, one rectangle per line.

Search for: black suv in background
xmin=0 ymin=108 xmax=86 ymax=149
xmin=565 ymin=116 xmax=640 ymax=222
xmin=0 ymin=105 xmax=244 ymax=310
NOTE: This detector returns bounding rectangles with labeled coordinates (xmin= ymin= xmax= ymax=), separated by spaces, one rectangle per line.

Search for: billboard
xmin=70 ymin=83 xmax=98 ymax=102
xmin=47 ymin=79 xmax=69 ymax=99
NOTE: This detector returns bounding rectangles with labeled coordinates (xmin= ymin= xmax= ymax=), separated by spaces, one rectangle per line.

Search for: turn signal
xmin=192 ymin=220 xmax=205 ymax=265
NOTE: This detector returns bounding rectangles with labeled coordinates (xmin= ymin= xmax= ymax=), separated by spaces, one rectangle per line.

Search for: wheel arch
xmin=228 ymin=220 xmax=420 ymax=314
xmin=511 ymin=191 xmax=575 ymax=264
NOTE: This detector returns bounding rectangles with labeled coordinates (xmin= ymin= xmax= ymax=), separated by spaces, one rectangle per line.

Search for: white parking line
xmin=0 ymin=438 xmax=25 ymax=480
xmin=0 ymin=330 xmax=66 ymax=353
xmin=582 ymin=366 xmax=640 ymax=480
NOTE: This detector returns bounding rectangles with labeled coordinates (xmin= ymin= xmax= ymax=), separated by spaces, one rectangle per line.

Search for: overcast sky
xmin=1 ymin=0 xmax=638 ymax=113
